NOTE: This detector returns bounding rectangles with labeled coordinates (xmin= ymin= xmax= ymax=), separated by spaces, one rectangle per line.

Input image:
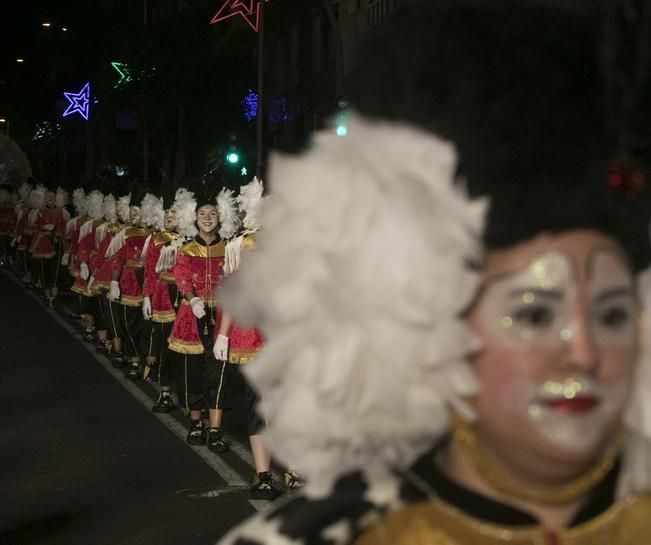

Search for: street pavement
xmin=0 ymin=270 xmax=271 ymax=545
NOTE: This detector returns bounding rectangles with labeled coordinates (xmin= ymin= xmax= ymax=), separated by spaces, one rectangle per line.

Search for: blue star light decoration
xmin=210 ymin=0 xmax=270 ymax=32
xmin=241 ymin=89 xmax=259 ymax=122
xmin=63 ymin=82 xmax=91 ymax=120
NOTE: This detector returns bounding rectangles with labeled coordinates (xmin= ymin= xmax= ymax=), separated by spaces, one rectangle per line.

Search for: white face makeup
xmin=164 ymin=209 xmax=178 ymax=231
xmin=474 ymin=248 xmax=635 ymax=453
xmin=129 ymin=206 xmax=142 ymax=226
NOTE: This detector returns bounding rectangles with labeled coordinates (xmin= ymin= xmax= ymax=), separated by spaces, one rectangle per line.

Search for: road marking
xmin=3 ymin=271 xmax=269 ymax=511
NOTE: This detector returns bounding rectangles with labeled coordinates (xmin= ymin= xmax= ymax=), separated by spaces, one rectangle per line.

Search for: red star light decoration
xmin=210 ymin=0 xmax=269 ymax=32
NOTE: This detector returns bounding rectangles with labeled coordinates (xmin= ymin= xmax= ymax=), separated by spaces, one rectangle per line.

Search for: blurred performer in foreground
xmin=218 ymin=1 xmax=651 ymax=544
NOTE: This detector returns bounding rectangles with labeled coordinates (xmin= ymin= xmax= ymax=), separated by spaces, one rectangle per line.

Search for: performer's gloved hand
xmin=110 ymin=280 xmax=121 ymax=302
xmin=213 ymin=334 xmax=229 ymax=361
xmin=189 ymin=296 xmax=206 ymax=319
xmin=80 ymin=262 xmax=89 ymax=280
xmin=87 ymin=276 xmax=95 ymax=292
xmin=43 ymin=224 xmax=55 ymax=231
xmin=142 ymin=296 xmax=152 ymax=320
xmin=61 ymin=253 xmax=69 ymax=266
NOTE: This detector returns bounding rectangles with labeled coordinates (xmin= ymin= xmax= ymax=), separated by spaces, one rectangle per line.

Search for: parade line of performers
xmin=0 ymin=176 xmax=301 ymax=499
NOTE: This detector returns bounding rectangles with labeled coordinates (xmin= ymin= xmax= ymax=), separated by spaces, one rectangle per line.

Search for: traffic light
xmin=226 ymin=150 xmax=240 ymax=165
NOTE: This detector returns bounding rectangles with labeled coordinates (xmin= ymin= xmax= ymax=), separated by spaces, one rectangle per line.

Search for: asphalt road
xmin=0 ymin=269 xmax=269 ymax=545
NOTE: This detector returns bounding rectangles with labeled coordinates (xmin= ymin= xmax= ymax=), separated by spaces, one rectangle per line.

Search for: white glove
xmin=87 ymin=276 xmax=95 ymax=292
xmin=142 ymin=296 xmax=152 ymax=320
xmin=43 ymin=224 xmax=55 ymax=231
xmin=213 ymin=334 xmax=229 ymax=361
xmin=110 ymin=280 xmax=121 ymax=302
xmin=80 ymin=262 xmax=89 ymax=280
xmin=61 ymin=253 xmax=69 ymax=266
xmin=189 ymin=296 xmax=206 ymax=319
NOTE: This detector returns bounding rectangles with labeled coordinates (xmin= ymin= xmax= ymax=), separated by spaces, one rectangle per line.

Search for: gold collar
xmin=354 ymin=495 xmax=651 ymax=545
xmin=180 ymin=239 xmax=225 ymax=258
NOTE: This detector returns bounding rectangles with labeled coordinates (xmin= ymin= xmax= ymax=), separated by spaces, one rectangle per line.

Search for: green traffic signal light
xmin=227 ymin=152 xmax=240 ymax=164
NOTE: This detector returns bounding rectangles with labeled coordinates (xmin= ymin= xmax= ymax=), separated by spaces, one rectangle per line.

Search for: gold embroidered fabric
xmin=353 ymin=496 xmax=651 ymax=545
xmin=125 ymin=227 xmax=147 ymax=239
xmin=180 ymin=240 xmax=225 ymax=258
xmin=154 ymin=231 xmax=180 ymax=246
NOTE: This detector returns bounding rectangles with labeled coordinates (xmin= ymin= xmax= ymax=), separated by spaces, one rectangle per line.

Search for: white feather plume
xmin=29 ymin=184 xmax=46 ymax=210
xmin=28 ymin=207 xmax=40 ymax=226
xmin=237 ymin=177 xmax=264 ymax=233
xmin=55 ymin=187 xmax=68 ymax=208
xmin=217 ymin=187 xmax=240 ymax=240
xmin=219 ymin=113 xmax=487 ymax=486
xmin=618 ymin=267 xmax=651 ymax=497
xmin=72 ymin=188 xmax=87 ymax=216
xmin=117 ymin=193 xmax=131 ymax=223
xmin=86 ymin=190 xmax=104 ymax=220
xmin=141 ymin=193 xmax=164 ymax=230
xmin=172 ymin=188 xmax=197 ymax=238
xmin=78 ymin=219 xmax=95 ymax=242
xmin=106 ymin=227 xmax=127 ymax=259
xmin=18 ymin=181 xmax=31 ymax=202
xmin=95 ymin=222 xmax=108 ymax=248
xmin=102 ymin=194 xmax=118 ymax=223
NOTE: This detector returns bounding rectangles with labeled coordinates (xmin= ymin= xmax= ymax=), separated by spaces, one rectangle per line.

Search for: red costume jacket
xmin=72 ymin=218 xmax=103 ymax=295
xmin=14 ymin=205 xmax=33 ymax=251
xmin=30 ymin=207 xmax=69 ymax=259
xmin=0 ymin=203 xmax=15 ymax=236
xmin=142 ymin=231 xmax=181 ymax=323
xmin=110 ymin=226 xmax=149 ymax=307
xmin=223 ymin=234 xmax=264 ymax=364
xmin=168 ymin=236 xmax=225 ymax=355
xmin=89 ymin=222 xmax=123 ymax=293
xmin=67 ymin=216 xmax=89 ymax=294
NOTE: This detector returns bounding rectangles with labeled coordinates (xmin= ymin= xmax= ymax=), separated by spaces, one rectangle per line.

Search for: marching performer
xmin=30 ymin=184 xmax=70 ymax=306
xmin=218 ymin=1 xmax=651 ymax=544
xmin=0 ymin=183 xmax=15 ymax=266
xmin=142 ymin=186 xmax=197 ymax=412
xmin=168 ymin=181 xmax=238 ymax=451
xmin=12 ymin=180 xmax=33 ymax=282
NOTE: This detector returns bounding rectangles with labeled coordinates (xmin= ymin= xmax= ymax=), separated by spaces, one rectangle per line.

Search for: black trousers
xmin=174 ymin=314 xmax=231 ymax=412
xmin=119 ymin=304 xmax=143 ymax=360
xmin=151 ymin=320 xmax=175 ymax=388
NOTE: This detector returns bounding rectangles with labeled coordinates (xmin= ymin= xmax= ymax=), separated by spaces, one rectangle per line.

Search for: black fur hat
xmin=192 ymin=176 xmax=222 ymax=210
xmin=348 ymin=0 xmax=651 ymax=270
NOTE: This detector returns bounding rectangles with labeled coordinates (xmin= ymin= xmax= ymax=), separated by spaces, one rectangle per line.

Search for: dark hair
xmin=348 ymin=0 xmax=651 ymax=270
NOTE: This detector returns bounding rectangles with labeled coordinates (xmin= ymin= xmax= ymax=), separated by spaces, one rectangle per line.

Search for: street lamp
xmin=0 ymin=118 xmax=10 ymax=137
xmin=16 ymin=58 xmax=24 ymax=63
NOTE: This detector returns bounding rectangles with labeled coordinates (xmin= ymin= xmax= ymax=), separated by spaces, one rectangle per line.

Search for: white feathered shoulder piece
xmin=72 ymin=188 xmax=87 ymax=216
xmin=29 ymin=184 xmax=46 ymax=210
xmin=86 ymin=190 xmax=104 ymax=220
xmin=219 ymin=113 xmax=487 ymax=488
xmin=172 ymin=188 xmax=197 ymax=238
xmin=217 ymin=187 xmax=240 ymax=240
xmin=155 ymin=237 xmax=187 ymax=273
xmin=18 ymin=181 xmax=32 ymax=203
xmin=117 ymin=193 xmax=131 ymax=223
xmin=237 ymin=176 xmax=264 ymax=233
xmin=141 ymin=193 xmax=164 ymax=230
xmin=102 ymin=194 xmax=118 ymax=223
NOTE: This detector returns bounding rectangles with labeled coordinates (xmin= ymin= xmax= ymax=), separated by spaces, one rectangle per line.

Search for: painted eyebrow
xmin=507 ymin=288 xmax=563 ymax=300
xmin=593 ymin=286 xmax=633 ymax=303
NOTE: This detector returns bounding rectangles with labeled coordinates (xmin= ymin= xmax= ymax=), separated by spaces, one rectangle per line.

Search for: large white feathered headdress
xmin=86 ymin=190 xmax=104 ymax=220
xmin=217 ymin=187 xmax=240 ymax=240
xmin=219 ymin=114 xmax=486 ymax=487
xmin=237 ymin=177 xmax=264 ymax=233
xmin=72 ymin=188 xmax=87 ymax=216
xmin=141 ymin=192 xmax=164 ymax=230
xmin=102 ymin=194 xmax=117 ymax=223
xmin=116 ymin=193 xmax=131 ymax=223
xmin=172 ymin=188 xmax=197 ymax=238
xmin=29 ymin=184 xmax=46 ymax=209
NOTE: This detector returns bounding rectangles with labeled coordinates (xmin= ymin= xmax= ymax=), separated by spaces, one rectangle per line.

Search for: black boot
xmin=152 ymin=392 xmax=175 ymax=413
xmin=186 ymin=420 xmax=206 ymax=446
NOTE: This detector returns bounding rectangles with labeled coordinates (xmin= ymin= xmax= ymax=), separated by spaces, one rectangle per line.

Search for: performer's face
xmin=164 ymin=209 xmax=178 ymax=230
xmin=197 ymin=204 xmax=218 ymax=234
xmin=467 ymin=230 xmax=638 ymax=466
xmin=46 ymin=191 xmax=56 ymax=207
xmin=129 ymin=206 xmax=142 ymax=225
